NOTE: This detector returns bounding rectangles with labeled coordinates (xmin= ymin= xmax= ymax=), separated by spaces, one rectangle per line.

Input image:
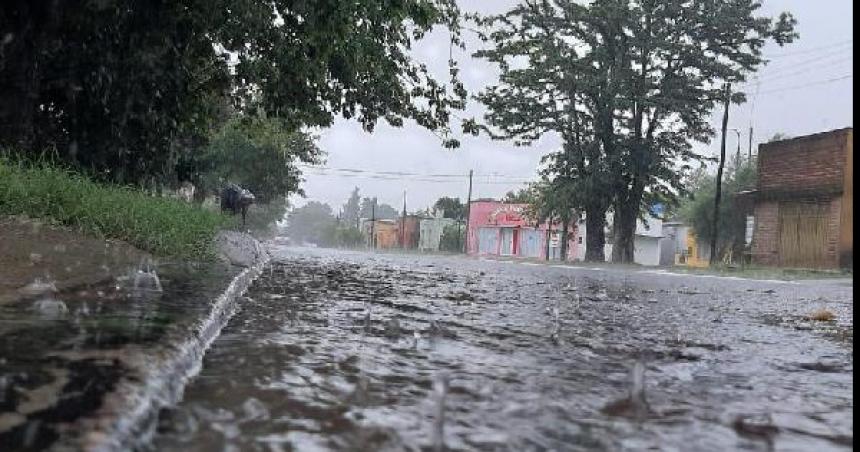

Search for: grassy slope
xmin=0 ymin=159 xmax=226 ymax=260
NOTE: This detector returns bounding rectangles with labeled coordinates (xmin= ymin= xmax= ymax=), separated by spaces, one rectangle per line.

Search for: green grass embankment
xmin=0 ymin=159 xmax=226 ymax=260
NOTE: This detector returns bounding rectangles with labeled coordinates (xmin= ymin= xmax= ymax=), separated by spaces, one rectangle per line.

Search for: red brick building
xmin=398 ymin=215 xmax=422 ymax=249
xmin=749 ymin=128 xmax=853 ymax=269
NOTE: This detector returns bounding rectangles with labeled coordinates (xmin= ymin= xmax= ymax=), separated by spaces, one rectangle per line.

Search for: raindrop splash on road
xmin=147 ymin=247 xmax=853 ymax=451
xmin=601 ymin=360 xmax=650 ymax=421
xmin=433 ymin=372 xmax=450 ymax=452
xmin=132 ymin=258 xmax=163 ymax=294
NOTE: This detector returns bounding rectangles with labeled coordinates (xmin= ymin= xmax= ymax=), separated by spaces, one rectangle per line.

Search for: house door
xmin=779 ymin=201 xmax=829 ymax=268
xmin=500 ymin=228 xmax=514 ymax=256
xmin=478 ymin=228 xmax=499 ymax=255
xmin=520 ymin=229 xmax=542 ymax=258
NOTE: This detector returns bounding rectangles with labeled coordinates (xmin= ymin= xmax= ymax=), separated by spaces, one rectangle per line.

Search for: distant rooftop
xmin=759 ymin=127 xmax=852 ymax=149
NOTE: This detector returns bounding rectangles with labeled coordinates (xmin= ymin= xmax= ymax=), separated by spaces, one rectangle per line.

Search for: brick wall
xmin=839 ymin=130 xmax=853 ymax=268
xmin=751 ymin=201 xmax=779 ymax=266
xmin=752 ymin=197 xmax=844 ymax=269
xmin=758 ymin=129 xmax=850 ymax=194
xmin=752 ymin=128 xmax=852 ymax=269
xmin=826 ymin=197 xmax=842 ymax=268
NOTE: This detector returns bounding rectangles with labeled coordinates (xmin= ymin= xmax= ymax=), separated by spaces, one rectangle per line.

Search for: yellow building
xmin=363 ymin=219 xmax=399 ymax=249
xmin=664 ymin=221 xmax=710 ymax=267
xmin=677 ymin=229 xmax=709 ymax=267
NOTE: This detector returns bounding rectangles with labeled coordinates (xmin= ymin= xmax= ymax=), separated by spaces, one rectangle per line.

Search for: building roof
xmin=759 ymin=127 xmax=852 ymax=150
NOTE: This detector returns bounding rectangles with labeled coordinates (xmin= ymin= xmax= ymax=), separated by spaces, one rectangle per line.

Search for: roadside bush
xmin=322 ymin=225 xmax=365 ymax=248
xmin=679 ymin=158 xmax=757 ymax=263
xmin=242 ymin=197 xmax=290 ymax=240
xmin=439 ymin=223 xmax=465 ymax=253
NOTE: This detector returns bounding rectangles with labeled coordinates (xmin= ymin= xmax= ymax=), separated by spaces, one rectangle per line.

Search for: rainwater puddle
xmin=0 ymin=260 xmax=239 ymax=450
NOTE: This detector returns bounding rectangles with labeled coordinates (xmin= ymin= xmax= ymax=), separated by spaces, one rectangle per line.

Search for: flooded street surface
xmin=150 ymin=246 xmax=853 ymax=451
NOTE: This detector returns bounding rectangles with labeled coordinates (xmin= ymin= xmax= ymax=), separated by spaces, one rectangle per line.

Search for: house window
xmin=578 ymin=237 xmax=583 ymax=244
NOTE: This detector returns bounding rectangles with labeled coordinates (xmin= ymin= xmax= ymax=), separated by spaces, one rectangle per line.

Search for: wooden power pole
xmin=370 ymin=197 xmax=376 ymax=249
xmin=748 ymin=126 xmax=754 ymax=161
xmin=401 ymin=190 xmax=407 ymax=249
xmin=711 ymin=83 xmax=731 ymax=266
xmin=463 ymin=170 xmax=473 ymax=254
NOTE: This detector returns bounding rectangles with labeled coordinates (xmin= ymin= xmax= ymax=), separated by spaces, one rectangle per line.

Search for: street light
xmin=729 ymin=128 xmax=742 ymax=163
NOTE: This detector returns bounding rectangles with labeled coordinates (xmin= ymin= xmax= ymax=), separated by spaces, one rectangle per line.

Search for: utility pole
xmin=711 ymin=83 xmax=731 ymax=266
xmin=748 ymin=126 xmax=754 ymax=161
xmin=370 ymin=197 xmax=376 ymax=249
xmin=730 ymin=128 xmax=741 ymax=164
xmin=401 ymin=190 xmax=407 ymax=249
xmin=463 ymin=170 xmax=474 ymax=254
xmin=545 ymin=217 xmax=552 ymax=261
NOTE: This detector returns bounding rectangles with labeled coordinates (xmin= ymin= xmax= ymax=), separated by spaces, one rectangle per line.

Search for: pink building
xmin=466 ymin=200 xmax=577 ymax=260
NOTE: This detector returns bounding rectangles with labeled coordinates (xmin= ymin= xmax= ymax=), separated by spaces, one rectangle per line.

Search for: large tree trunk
xmin=611 ymin=201 xmax=637 ymax=264
xmin=612 ymin=175 xmax=646 ymax=264
xmin=559 ymin=216 xmax=569 ymax=262
xmin=584 ymin=205 xmax=607 ymax=262
xmin=544 ymin=218 xmax=552 ymax=261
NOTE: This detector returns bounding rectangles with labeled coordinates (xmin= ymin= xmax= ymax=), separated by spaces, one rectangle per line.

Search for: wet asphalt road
xmin=149 ymin=246 xmax=853 ymax=451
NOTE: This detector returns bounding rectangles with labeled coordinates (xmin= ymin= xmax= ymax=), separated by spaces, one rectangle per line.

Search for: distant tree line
xmin=285 ymin=191 xmax=468 ymax=251
xmin=284 ymin=187 xmax=400 ymax=247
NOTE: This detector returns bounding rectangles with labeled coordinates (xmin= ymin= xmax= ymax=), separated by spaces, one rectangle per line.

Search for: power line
xmin=736 ymin=49 xmax=854 ymax=89
xmin=301 ymin=167 xmax=466 ymax=178
xmin=760 ymin=47 xmax=853 ymax=71
xmin=765 ymin=39 xmax=853 ymax=58
xmin=302 ymin=169 xmax=534 ymax=185
xmin=755 ymin=74 xmax=853 ymax=95
xmin=303 ymin=171 xmax=460 ymax=183
xmin=750 ymin=55 xmax=853 ymax=85
xmin=299 ymin=164 xmax=535 ymax=180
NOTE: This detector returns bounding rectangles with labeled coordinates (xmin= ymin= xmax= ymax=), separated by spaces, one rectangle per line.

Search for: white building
xmin=419 ymin=217 xmax=456 ymax=251
xmin=574 ymin=210 xmax=671 ymax=266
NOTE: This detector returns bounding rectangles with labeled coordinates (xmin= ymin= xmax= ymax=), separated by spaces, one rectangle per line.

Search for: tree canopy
xmin=285 ymin=201 xmax=335 ymax=245
xmin=361 ymin=197 xmax=400 ymax=220
xmin=432 ymin=196 xmax=466 ymax=220
xmin=1 ymin=0 xmax=467 ymax=185
xmin=338 ymin=188 xmax=401 ymax=222
xmin=195 ymin=118 xmax=322 ymax=203
xmin=680 ymin=158 xmax=757 ymax=262
xmin=342 ymin=187 xmax=363 ymax=227
xmin=502 ymin=189 xmax=533 ymax=204
xmin=472 ymin=0 xmax=796 ymax=262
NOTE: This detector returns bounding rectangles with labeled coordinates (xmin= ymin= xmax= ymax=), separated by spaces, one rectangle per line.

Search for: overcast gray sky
xmin=293 ymin=0 xmax=853 ymax=214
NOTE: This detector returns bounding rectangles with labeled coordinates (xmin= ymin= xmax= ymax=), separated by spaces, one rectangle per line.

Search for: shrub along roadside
xmin=0 ymin=159 xmax=226 ymax=260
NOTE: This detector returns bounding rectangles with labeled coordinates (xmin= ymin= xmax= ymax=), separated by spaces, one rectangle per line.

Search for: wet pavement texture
xmin=0 ymin=260 xmax=242 ymax=451
xmin=0 ymin=216 xmax=149 ymax=305
xmin=151 ymin=246 xmax=853 ymax=451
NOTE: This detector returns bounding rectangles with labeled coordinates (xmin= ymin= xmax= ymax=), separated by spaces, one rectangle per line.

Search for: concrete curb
xmin=76 ymin=254 xmax=271 ymax=452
